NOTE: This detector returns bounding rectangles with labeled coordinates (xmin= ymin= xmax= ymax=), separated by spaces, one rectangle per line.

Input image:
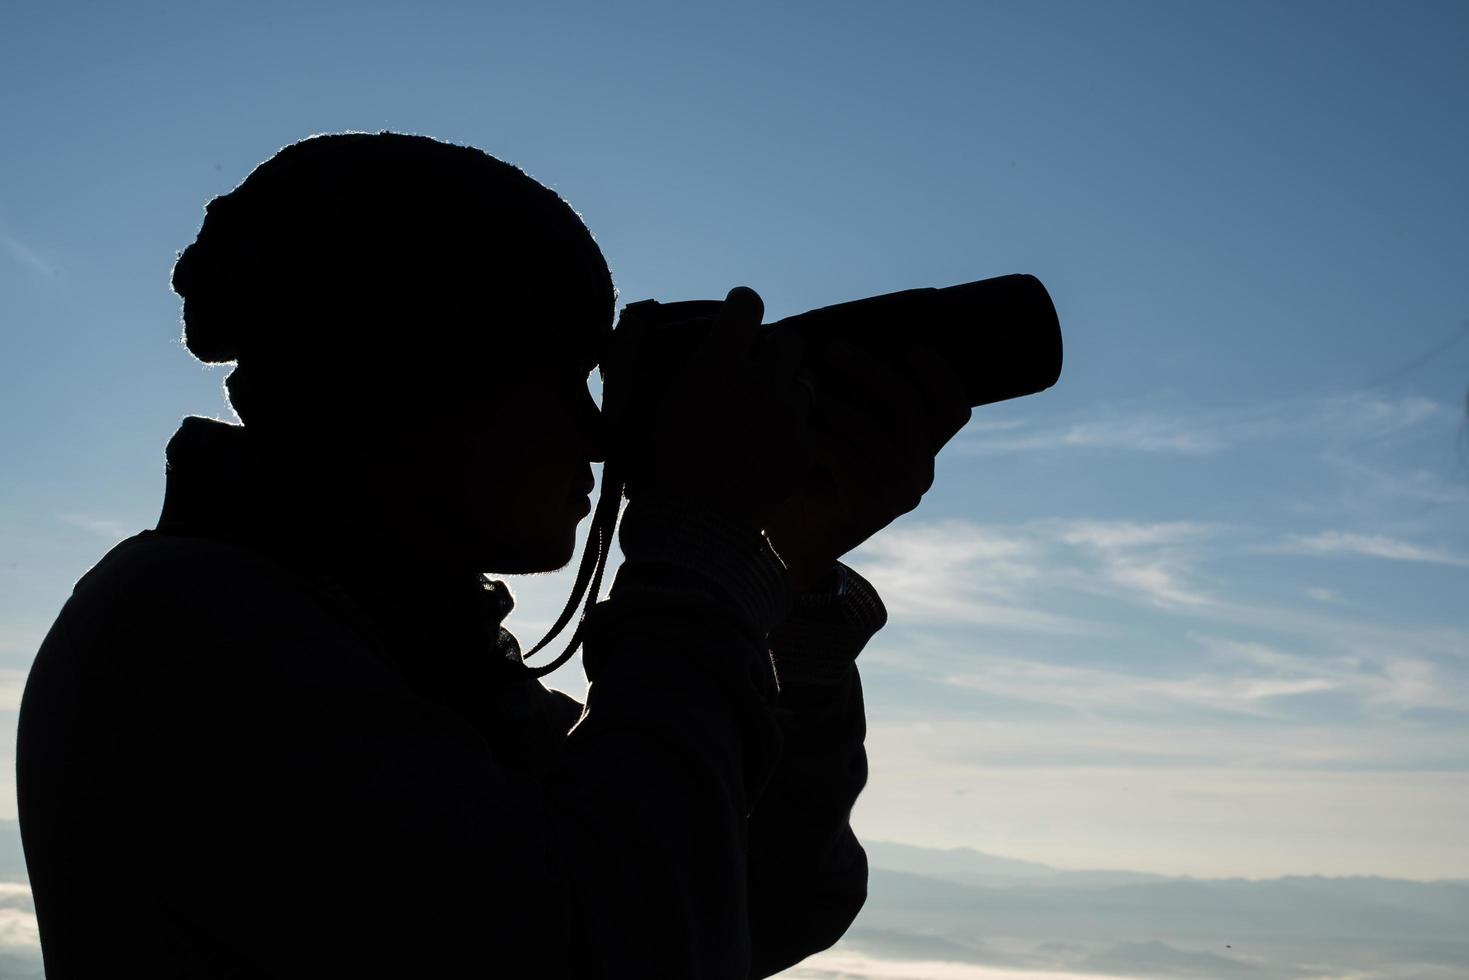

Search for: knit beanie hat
xmin=171 ymin=132 xmax=614 ymax=443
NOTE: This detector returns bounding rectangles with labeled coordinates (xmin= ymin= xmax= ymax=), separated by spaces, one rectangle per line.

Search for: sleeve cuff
xmin=767 ymin=562 xmax=887 ymax=687
xmin=612 ymin=494 xmax=795 ymax=643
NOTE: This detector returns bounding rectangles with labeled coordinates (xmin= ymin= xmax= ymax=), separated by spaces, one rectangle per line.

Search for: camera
xmin=522 ymin=273 xmax=1063 ymax=675
xmin=600 ymin=273 xmax=1063 ymax=499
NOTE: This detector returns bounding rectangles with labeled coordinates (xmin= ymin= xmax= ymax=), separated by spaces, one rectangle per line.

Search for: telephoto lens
xmin=602 ymin=273 xmax=1063 ymax=487
xmin=763 ymin=273 xmax=1062 ymax=408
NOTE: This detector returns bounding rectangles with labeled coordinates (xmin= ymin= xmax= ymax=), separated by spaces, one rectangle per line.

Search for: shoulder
xmin=72 ymin=530 xmax=328 ymax=624
xmin=37 ymin=531 xmax=389 ymax=694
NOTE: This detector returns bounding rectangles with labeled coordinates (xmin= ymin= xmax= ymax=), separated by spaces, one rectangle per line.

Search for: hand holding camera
xmin=763 ymin=341 xmax=973 ymax=589
xmin=522 ymin=273 xmax=1060 ymax=674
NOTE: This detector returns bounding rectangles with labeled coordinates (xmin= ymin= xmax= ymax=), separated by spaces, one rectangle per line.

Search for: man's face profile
xmin=366 ymin=327 xmax=606 ymax=578
xmin=474 ymin=344 xmax=605 ymax=575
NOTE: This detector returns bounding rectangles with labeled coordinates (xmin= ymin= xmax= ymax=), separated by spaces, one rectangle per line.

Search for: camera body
xmin=600 ymin=273 xmax=1063 ymax=498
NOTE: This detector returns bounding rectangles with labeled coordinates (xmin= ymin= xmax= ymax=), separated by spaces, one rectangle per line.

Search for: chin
xmin=480 ymin=525 xmax=580 ymax=576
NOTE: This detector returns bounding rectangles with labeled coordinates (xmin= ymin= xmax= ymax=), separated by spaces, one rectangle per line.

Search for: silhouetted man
xmin=17 ymin=132 xmax=969 ymax=977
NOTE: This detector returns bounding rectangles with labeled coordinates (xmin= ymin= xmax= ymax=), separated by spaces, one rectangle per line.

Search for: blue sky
xmin=2 ymin=0 xmax=1467 ymax=883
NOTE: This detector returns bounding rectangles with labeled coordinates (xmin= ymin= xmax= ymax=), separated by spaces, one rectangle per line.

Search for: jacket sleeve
xmin=125 ymin=496 xmax=800 ymax=979
xmin=535 ymin=565 xmax=884 ymax=979
xmin=746 ymin=563 xmax=885 ymax=978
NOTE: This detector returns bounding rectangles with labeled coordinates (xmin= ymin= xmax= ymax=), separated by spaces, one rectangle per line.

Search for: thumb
xmin=699 ymin=286 xmax=765 ymax=364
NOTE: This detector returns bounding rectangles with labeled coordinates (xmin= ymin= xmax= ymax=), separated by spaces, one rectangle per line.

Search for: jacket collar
xmin=154 ymin=416 xmax=525 ymax=672
xmin=152 ymin=417 xmax=564 ymax=776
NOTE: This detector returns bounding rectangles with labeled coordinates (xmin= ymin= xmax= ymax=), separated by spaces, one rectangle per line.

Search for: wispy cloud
xmin=0 ymin=671 xmax=27 ymax=712
xmin=1192 ymin=633 xmax=1466 ymax=715
xmin=848 ymin=520 xmax=1101 ymax=633
xmin=785 ymin=951 xmax=1128 ymax=980
xmin=871 ymin=615 xmax=1469 ymax=740
xmin=955 ymin=392 xmax=1451 ymax=457
xmin=1285 ymin=436 xmax=1469 ymax=521
xmin=864 ymin=700 xmax=1469 ymax=775
xmin=1051 ymin=520 xmax=1216 ymax=609
xmin=0 ymin=882 xmax=38 ymax=979
xmin=0 ymin=234 xmax=56 ymax=279
xmin=0 ymin=629 xmax=42 ymax=660
xmin=939 ymin=656 xmax=1339 ymax=719
xmin=853 ymin=517 xmax=1220 ymax=624
xmin=847 ymin=512 xmax=1469 ymax=663
xmin=960 ymin=414 xmax=1227 ymax=454
xmin=1053 ymin=521 xmax=1205 ymax=551
xmin=1279 ymin=530 xmax=1469 ymax=567
xmin=849 ymin=511 xmax=1469 ymax=733
xmin=58 ymin=514 xmax=133 ymax=541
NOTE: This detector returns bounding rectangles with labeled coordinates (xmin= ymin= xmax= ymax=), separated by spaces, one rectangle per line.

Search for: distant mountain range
xmin=832 ymin=839 xmax=1469 ymax=979
xmin=863 ymin=840 xmax=1175 ymax=889
xmin=3 ymin=821 xmax=1465 ymax=979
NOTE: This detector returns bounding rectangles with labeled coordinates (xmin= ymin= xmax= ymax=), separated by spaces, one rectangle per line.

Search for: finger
xmin=891 ymin=381 xmax=935 ymax=508
xmin=809 ymin=378 xmax=920 ymax=514
xmin=700 ymin=286 xmax=765 ymax=364
xmin=822 ymin=346 xmax=932 ymax=511
xmin=824 ymin=342 xmax=927 ymax=462
xmin=810 ymin=409 xmax=890 ymax=509
xmin=902 ymin=387 xmax=936 ymax=497
xmin=814 ymin=349 xmax=897 ymax=458
xmin=905 ymin=345 xmax=972 ymax=450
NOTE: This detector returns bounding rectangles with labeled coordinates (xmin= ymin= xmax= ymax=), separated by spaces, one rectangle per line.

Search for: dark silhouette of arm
xmin=539 ymin=564 xmax=882 ymax=979
xmin=747 ymin=564 xmax=883 ymax=977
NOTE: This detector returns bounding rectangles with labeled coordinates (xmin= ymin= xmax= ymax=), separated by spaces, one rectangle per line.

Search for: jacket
xmin=16 ymin=416 xmax=886 ymax=977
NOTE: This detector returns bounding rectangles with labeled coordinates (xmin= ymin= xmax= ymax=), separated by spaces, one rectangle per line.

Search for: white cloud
xmin=58 ymin=514 xmax=133 ymax=541
xmin=1280 ymin=530 xmax=1469 ymax=567
xmin=954 ymin=392 xmax=1452 ymax=457
xmin=0 ymin=629 xmax=42 ymax=660
xmin=1318 ymin=393 xmax=1444 ymax=433
xmin=1306 ymin=448 xmax=1469 ymax=519
xmin=0 ymin=883 xmax=32 ymax=909
xmin=1103 ymin=560 xmax=1212 ymax=607
xmin=782 ymin=951 xmax=1129 ymax=980
xmin=1053 ymin=520 xmax=1207 ymax=551
xmin=937 ymin=655 xmax=1339 ymax=719
xmin=1052 ymin=520 xmax=1217 ymax=609
xmin=0 ymin=671 xmax=26 ymax=712
xmin=954 ymin=413 xmax=1224 ymax=455
xmin=849 ymin=516 xmax=1223 ymax=626
xmin=961 ymin=415 xmax=1226 ymax=454
xmin=848 ymin=520 xmax=1099 ymax=634
xmin=1196 ymin=632 xmax=1459 ymax=717
xmin=940 ymin=628 xmax=1465 ymax=721
xmin=862 ymin=702 xmax=1469 ymax=776
xmin=0 ymin=883 xmax=40 ymax=980
xmin=843 ymin=514 xmax=1467 ymax=721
